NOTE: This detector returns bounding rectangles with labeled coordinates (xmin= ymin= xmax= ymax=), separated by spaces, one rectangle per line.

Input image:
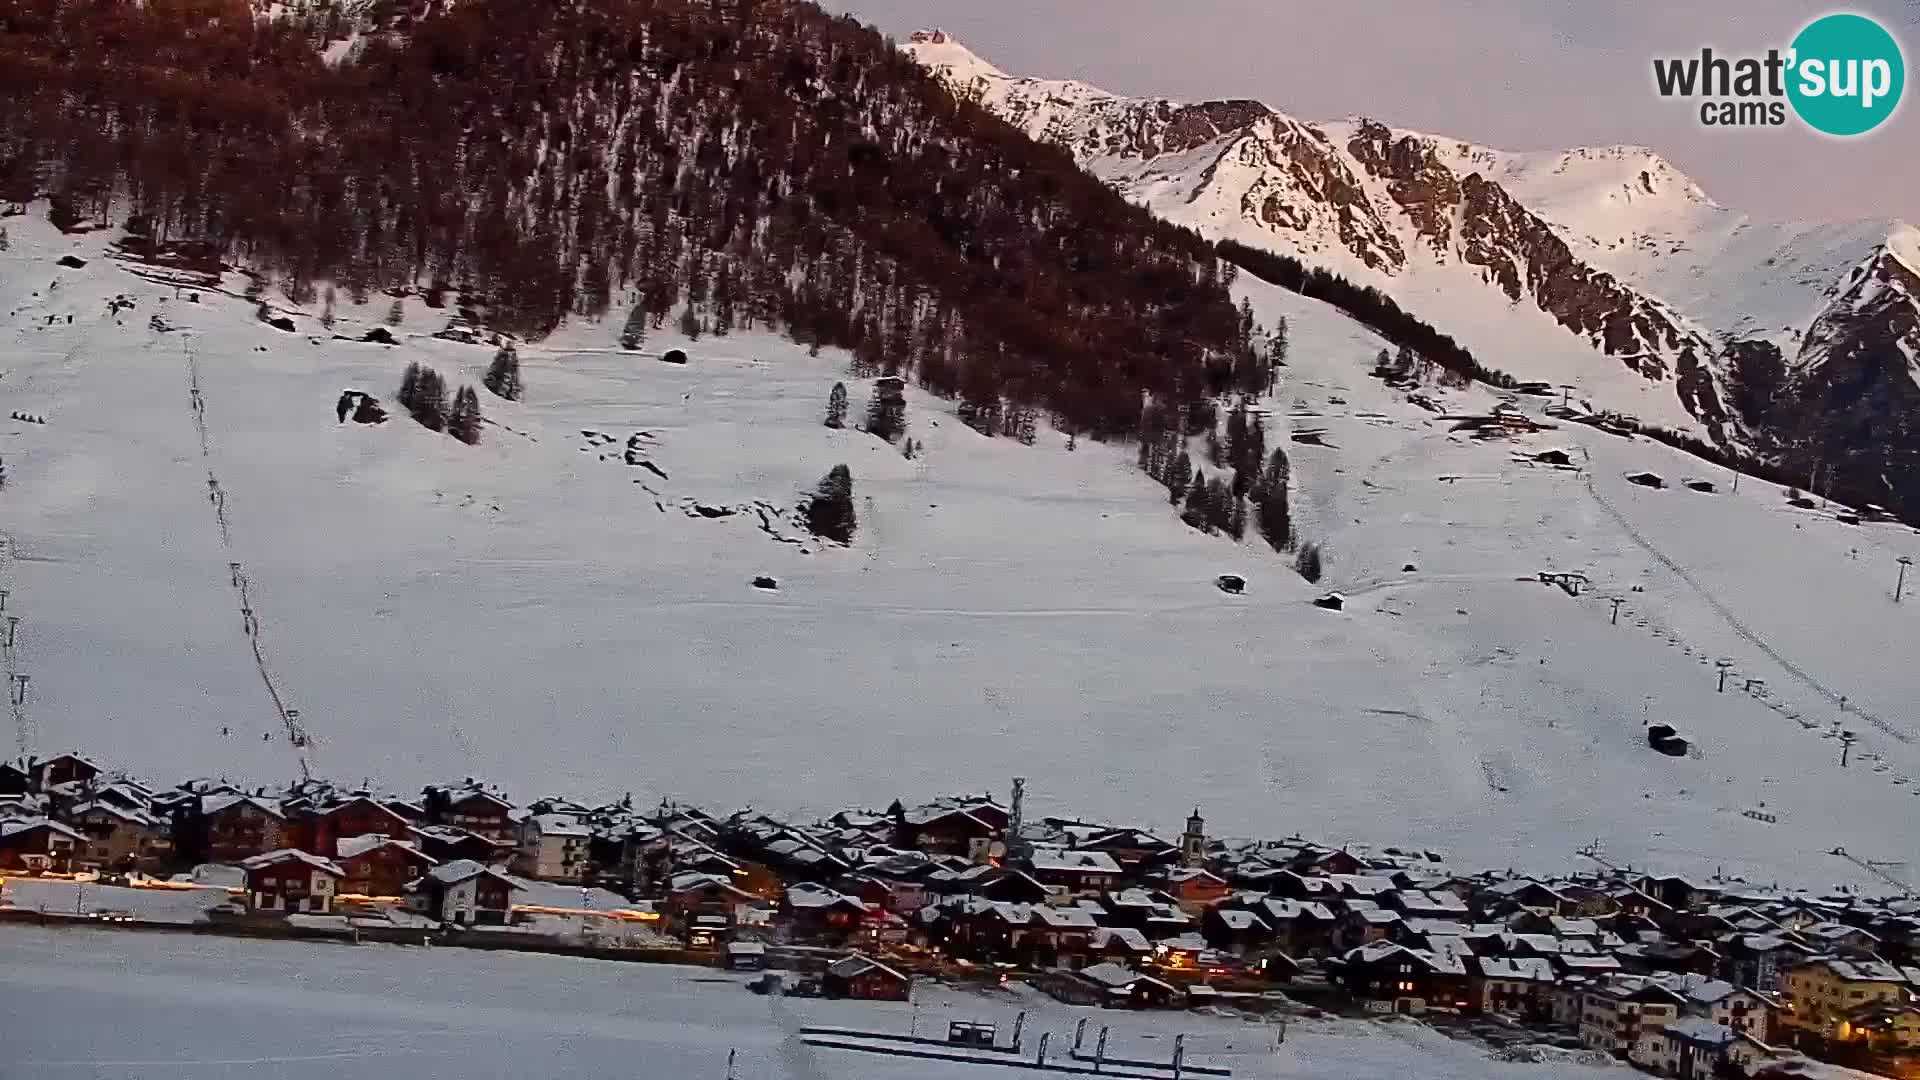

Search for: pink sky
xmin=827 ymin=0 xmax=1917 ymax=225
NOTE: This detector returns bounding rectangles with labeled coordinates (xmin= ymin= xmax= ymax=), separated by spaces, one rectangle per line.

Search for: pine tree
xmin=1066 ymin=432 xmax=1077 ymax=452
xmin=1255 ymin=447 xmax=1293 ymax=553
xmin=402 ymin=364 xmax=449 ymax=431
xmin=1015 ymin=409 xmax=1037 ymax=446
xmin=677 ymin=306 xmax=702 ymax=340
xmin=398 ymin=362 xmax=421 ymax=414
xmin=1166 ymin=450 xmax=1192 ymax=504
xmin=1227 ymin=494 xmax=1247 ymax=540
xmin=825 ymin=382 xmax=848 ymax=429
xmin=866 ymin=380 xmax=907 ymax=442
xmin=484 ymin=344 xmax=522 ymax=401
xmin=448 ymin=386 xmax=482 ymax=444
xmin=805 ymin=464 xmax=856 ymax=544
xmin=0 ymin=225 xmax=9 ymax=251
xmin=1295 ymin=541 xmax=1324 ymax=583
xmin=0 ymin=454 xmax=7 ymax=489
xmin=1205 ymin=477 xmax=1233 ymax=533
xmin=320 ymin=286 xmax=337 ymax=330
xmin=620 ymin=305 xmax=646 ymax=351
xmin=385 ymin=299 xmax=404 ymax=327
xmin=1182 ymin=471 xmax=1211 ymax=530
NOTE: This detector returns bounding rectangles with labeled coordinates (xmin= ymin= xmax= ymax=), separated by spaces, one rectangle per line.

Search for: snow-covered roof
xmin=1092 ymin=927 xmax=1152 ymax=952
xmin=64 ymin=800 xmax=162 ymax=828
xmin=239 ymin=849 xmax=344 ymax=876
xmin=1078 ymin=961 xmax=1144 ymax=989
xmin=427 ymin=859 xmax=519 ymax=888
xmin=202 ymin=794 xmax=284 ymax=819
xmin=826 ymin=953 xmax=906 ymax=982
xmin=784 ymin=882 xmax=867 ymax=912
xmin=1479 ymin=956 xmax=1555 ymax=981
xmin=0 ymin=817 xmax=85 ymax=842
xmin=528 ymin=813 xmax=591 ymax=838
xmin=336 ymin=833 xmax=434 ymax=862
xmin=1214 ymin=909 xmax=1270 ymax=932
xmin=1662 ymin=1017 xmax=1736 ymax=1046
xmin=1028 ymin=848 xmax=1122 ymax=875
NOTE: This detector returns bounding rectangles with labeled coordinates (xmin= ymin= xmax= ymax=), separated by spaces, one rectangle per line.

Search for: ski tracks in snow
xmin=178 ymin=333 xmax=314 ymax=771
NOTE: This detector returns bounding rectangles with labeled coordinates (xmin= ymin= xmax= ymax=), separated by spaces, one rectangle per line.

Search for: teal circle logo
xmin=1788 ymin=13 xmax=1905 ymax=136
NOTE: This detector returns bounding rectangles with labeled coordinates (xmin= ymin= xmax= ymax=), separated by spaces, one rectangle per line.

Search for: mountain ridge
xmin=905 ymin=31 xmax=1920 ymax=516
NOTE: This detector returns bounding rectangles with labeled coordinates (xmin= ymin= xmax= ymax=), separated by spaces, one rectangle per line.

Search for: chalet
xmin=1470 ymin=956 xmax=1556 ymax=1021
xmin=1482 ymin=878 xmax=1575 ymax=915
xmin=897 ymin=799 xmax=1007 ymax=859
xmin=408 ymin=824 xmax=502 ymax=866
xmin=0 ymin=817 xmax=84 ymax=873
xmin=1331 ymin=942 xmax=1471 ymax=1012
xmin=1155 ymin=867 xmax=1230 ymax=912
xmin=1232 ymin=897 xmax=1336 ymax=957
xmin=663 ymin=871 xmax=760 ymax=924
xmin=1026 ymin=847 xmax=1123 ymax=898
xmin=64 ymin=800 xmax=172 ymax=872
xmin=240 ymin=849 xmax=345 ymax=914
xmin=293 ymin=796 xmax=416 ymax=858
xmin=335 ymin=834 xmax=436 ymax=899
xmin=1387 ymin=889 xmax=1472 ymax=919
xmin=30 ymin=753 xmax=102 ymax=792
xmin=1072 ymin=962 xmax=1181 ymax=1009
xmin=514 ymin=813 xmax=592 ymax=883
xmin=779 ymin=882 xmax=869 ymax=944
xmin=823 ymin=953 xmax=911 ymax=1001
xmin=197 ymin=794 xmax=286 ymax=863
xmin=1837 ymin=1000 xmax=1920 ymax=1051
xmin=408 ymin=859 xmax=521 ymax=926
xmin=422 ymin=784 xmax=516 ymax=844
xmin=1091 ymin=926 xmax=1156 ymax=964
xmin=1074 ymin=828 xmax=1181 ymax=872
xmin=1202 ymin=907 xmax=1276 ymax=956
xmin=1023 ymin=905 xmax=1101 ymax=969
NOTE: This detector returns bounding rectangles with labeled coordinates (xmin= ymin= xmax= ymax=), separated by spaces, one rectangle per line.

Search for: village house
xmin=895 ymin=799 xmax=1006 ymax=860
xmin=1470 ymin=956 xmax=1557 ymax=1021
xmin=662 ymin=871 xmax=761 ymax=930
xmin=1631 ymin=1016 xmax=1735 ymax=1079
xmin=1067 ymin=962 xmax=1181 ymax=1009
xmin=1580 ymin=979 xmax=1685 ymax=1058
xmin=289 ymin=795 xmax=416 ymax=858
xmin=1154 ymin=867 xmax=1231 ymax=913
xmin=407 ymin=859 xmax=521 ymax=926
xmin=1026 ymin=847 xmax=1123 ymax=899
xmin=1202 ymin=906 xmax=1276 ymax=957
xmin=0 ymin=817 xmax=84 ymax=873
xmin=335 ymin=834 xmax=437 ymax=899
xmin=421 ymin=784 xmax=516 ymax=845
xmin=1091 ymin=926 xmax=1156 ymax=965
xmin=1781 ymin=957 xmax=1914 ymax=1043
xmin=1835 ymin=1000 xmax=1920 ymax=1051
xmin=514 ymin=812 xmax=592 ymax=883
xmin=196 ymin=794 xmax=287 ymax=863
xmin=823 ymin=953 xmax=912 ymax=1001
xmin=30 ymin=753 xmax=102 ymax=792
xmin=240 ymin=849 xmax=345 ymax=914
xmin=64 ymin=800 xmax=172 ymax=872
xmin=778 ymin=882 xmax=870 ymax=945
xmin=1331 ymin=942 xmax=1470 ymax=1013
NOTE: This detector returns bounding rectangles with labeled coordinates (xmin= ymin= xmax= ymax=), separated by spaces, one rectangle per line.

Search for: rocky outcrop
xmin=1346 ymin=121 xmax=1457 ymax=256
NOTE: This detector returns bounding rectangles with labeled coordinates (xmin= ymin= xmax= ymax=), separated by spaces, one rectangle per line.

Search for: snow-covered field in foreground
xmin=0 ymin=927 xmax=1614 ymax=1080
xmin=4 ymin=214 xmax=1920 ymax=889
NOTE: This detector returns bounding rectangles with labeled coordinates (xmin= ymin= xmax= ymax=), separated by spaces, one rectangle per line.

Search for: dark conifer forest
xmin=0 ymin=0 xmax=1262 ymax=437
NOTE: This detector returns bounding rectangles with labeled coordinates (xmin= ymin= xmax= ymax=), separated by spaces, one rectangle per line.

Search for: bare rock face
xmin=1346 ymin=121 xmax=1457 ymax=256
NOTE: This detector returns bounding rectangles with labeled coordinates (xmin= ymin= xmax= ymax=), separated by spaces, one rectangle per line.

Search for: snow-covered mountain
xmin=906 ymin=33 xmax=1920 ymax=509
xmin=8 ymin=212 xmax=1920 ymax=892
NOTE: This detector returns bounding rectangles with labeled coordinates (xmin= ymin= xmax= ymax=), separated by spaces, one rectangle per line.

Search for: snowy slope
xmin=908 ymin=37 xmax=1920 ymax=446
xmin=0 ymin=928 xmax=1624 ymax=1080
xmin=5 ymin=212 xmax=1920 ymax=891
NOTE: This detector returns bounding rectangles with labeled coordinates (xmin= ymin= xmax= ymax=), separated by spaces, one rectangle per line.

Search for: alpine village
xmin=2 ymin=750 xmax=1919 ymax=1079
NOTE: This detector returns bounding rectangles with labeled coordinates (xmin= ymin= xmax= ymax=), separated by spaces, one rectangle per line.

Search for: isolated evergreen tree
xmin=0 ymin=225 xmax=9 ymax=251
xmin=1255 ymin=447 xmax=1293 ymax=553
xmin=1295 ymin=541 xmax=1324 ymax=583
xmin=677 ymin=306 xmax=702 ymax=340
xmin=805 ymin=464 xmax=857 ymax=544
xmin=902 ymin=437 xmax=918 ymax=460
xmin=385 ymin=299 xmax=404 ymax=327
xmin=1205 ymin=477 xmax=1234 ymax=533
xmin=620 ymin=305 xmax=646 ymax=351
xmin=825 ymin=382 xmax=848 ymax=429
xmin=866 ymin=380 xmax=907 ymax=442
xmin=0 ymin=454 xmax=7 ymax=489
xmin=398 ymin=362 xmax=421 ymax=413
xmin=1227 ymin=493 xmax=1248 ymax=540
xmin=320 ymin=286 xmax=337 ymax=330
xmin=1066 ymin=432 xmax=1077 ymax=452
xmin=483 ymin=344 xmax=523 ymax=401
xmin=448 ymin=386 xmax=482 ymax=444
xmin=1015 ymin=408 xmax=1038 ymax=446
xmin=1268 ymin=316 xmax=1288 ymax=369
xmin=401 ymin=364 xmax=449 ymax=431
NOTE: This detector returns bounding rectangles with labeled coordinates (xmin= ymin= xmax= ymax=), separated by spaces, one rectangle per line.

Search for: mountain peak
xmin=905 ymin=29 xmax=1006 ymax=82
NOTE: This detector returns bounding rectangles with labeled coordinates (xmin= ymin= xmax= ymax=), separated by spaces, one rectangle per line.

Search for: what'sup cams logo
xmin=1654 ymin=12 xmax=1905 ymax=136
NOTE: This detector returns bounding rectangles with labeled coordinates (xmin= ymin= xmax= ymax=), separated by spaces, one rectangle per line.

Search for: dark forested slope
xmin=0 ymin=0 xmax=1264 ymax=435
